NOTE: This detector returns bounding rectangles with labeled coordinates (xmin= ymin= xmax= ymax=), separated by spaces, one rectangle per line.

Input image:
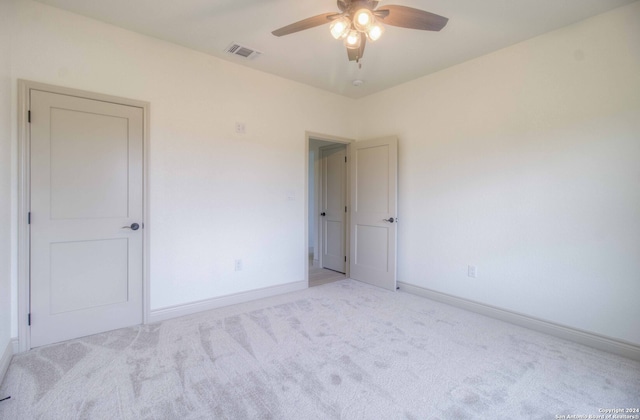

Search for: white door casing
xmin=349 ymin=136 xmax=398 ymax=291
xmin=29 ymin=89 xmax=144 ymax=348
xmin=321 ymin=145 xmax=347 ymax=273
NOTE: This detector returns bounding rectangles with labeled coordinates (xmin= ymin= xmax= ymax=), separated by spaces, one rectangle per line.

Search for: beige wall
xmin=9 ymin=0 xmax=358 ymax=319
xmin=358 ymin=2 xmax=640 ymax=344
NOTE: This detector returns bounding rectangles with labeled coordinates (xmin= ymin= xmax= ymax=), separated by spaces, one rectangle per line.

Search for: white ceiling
xmin=34 ymin=0 xmax=636 ymax=98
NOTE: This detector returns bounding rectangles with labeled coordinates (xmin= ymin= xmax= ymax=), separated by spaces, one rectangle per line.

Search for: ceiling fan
xmin=271 ymin=0 xmax=449 ymax=63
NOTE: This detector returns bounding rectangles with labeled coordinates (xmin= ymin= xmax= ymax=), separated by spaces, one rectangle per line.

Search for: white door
xmin=350 ymin=137 xmax=398 ymax=291
xmin=29 ymin=89 xmax=144 ymax=348
xmin=321 ymin=145 xmax=347 ymax=273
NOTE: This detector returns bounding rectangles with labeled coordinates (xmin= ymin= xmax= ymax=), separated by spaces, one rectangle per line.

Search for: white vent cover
xmin=225 ymin=43 xmax=262 ymax=60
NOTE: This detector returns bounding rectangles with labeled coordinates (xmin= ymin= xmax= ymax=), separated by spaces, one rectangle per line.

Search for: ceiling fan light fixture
xmin=353 ymin=9 xmax=374 ymax=32
xmin=330 ymin=16 xmax=351 ymax=39
xmin=270 ymin=2 xmax=449 ymax=63
xmin=367 ymin=22 xmax=384 ymax=41
xmin=344 ymin=30 xmax=361 ymax=49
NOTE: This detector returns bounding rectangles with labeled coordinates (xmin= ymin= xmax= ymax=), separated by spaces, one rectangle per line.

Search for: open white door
xmin=349 ymin=136 xmax=398 ymax=291
xmin=320 ymin=145 xmax=347 ymax=273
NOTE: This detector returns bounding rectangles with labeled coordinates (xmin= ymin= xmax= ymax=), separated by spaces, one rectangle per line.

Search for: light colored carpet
xmin=1 ymin=280 xmax=638 ymax=419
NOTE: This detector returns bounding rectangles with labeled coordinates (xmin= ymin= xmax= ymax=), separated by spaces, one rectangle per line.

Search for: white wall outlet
xmin=235 ymin=259 xmax=243 ymax=271
xmin=235 ymin=122 xmax=246 ymax=134
xmin=468 ymin=265 xmax=477 ymax=278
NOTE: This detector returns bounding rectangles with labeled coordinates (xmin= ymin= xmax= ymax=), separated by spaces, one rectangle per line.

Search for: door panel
xmin=355 ymin=145 xmax=390 ymax=213
xmin=50 ymin=108 xmax=129 ymax=219
xmin=50 ymin=239 xmax=129 ymax=314
xmin=30 ymin=89 xmax=144 ymax=348
xmin=321 ymin=145 xmax=347 ymax=273
xmin=350 ymin=137 xmax=398 ymax=290
xmin=354 ymin=225 xmax=389 ymax=271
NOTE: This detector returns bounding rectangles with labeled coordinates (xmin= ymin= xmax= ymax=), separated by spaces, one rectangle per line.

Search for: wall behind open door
xmin=350 ymin=136 xmax=398 ymax=291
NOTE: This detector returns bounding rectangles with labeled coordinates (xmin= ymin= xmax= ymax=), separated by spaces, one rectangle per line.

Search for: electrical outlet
xmin=235 ymin=122 xmax=246 ymax=134
xmin=468 ymin=265 xmax=477 ymax=278
xmin=235 ymin=259 xmax=243 ymax=271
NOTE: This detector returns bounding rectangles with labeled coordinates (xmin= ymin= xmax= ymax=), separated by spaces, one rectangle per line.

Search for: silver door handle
xmin=383 ymin=217 xmax=395 ymax=223
xmin=121 ymin=223 xmax=140 ymax=231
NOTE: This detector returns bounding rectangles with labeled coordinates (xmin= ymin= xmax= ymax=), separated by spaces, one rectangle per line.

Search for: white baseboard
xmin=149 ymin=280 xmax=308 ymax=324
xmin=0 ymin=339 xmax=13 ymax=384
xmin=398 ymin=281 xmax=640 ymax=362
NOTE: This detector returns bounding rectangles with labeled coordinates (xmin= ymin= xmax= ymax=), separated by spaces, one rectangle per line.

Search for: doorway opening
xmin=305 ymin=133 xmax=398 ymax=291
xmin=306 ymin=133 xmax=353 ymax=287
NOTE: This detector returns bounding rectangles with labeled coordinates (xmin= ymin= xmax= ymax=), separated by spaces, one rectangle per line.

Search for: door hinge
xmin=28 ymin=313 xmax=31 ymax=326
xmin=344 ymin=256 xmax=347 ymax=262
xmin=28 ymin=212 xmax=31 ymax=224
xmin=345 ymin=206 xmax=347 ymax=213
xmin=28 ymin=110 xmax=31 ymax=123
xmin=344 ymin=156 xmax=347 ymax=163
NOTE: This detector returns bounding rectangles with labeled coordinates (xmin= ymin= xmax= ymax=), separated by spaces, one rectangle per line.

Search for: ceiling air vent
xmin=225 ymin=43 xmax=262 ymax=60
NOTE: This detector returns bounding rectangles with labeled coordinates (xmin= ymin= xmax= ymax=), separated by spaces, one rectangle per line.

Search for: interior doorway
xmin=307 ymin=134 xmax=352 ymax=287
xmin=319 ymin=145 xmax=347 ymax=273
xmin=17 ymin=80 xmax=150 ymax=351
xmin=305 ymin=133 xmax=399 ymax=291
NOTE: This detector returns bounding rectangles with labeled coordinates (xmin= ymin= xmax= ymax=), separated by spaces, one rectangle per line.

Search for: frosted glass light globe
xmin=344 ymin=30 xmax=361 ymax=49
xmin=353 ymin=9 xmax=374 ymax=32
xmin=330 ymin=16 xmax=351 ymax=39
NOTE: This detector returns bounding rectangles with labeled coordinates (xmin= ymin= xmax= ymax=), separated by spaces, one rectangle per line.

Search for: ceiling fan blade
xmin=377 ymin=5 xmax=448 ymax=31
xmin=347 ymin=36 xmax=366 ymax=61
xmin=272 ymin=13 xmax=340 ymax=37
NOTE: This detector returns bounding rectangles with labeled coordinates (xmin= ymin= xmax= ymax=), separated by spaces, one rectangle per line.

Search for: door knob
xmin=122 ymin=223 xmax=140 ymax=230
xmin=383 ymin=217 xmax=395 ymax=223
xmin=320 ymin=212 xmax=326 ymax=216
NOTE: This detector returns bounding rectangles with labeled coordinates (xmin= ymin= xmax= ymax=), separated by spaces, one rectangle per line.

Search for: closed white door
xmin=30 ymin=89 xmax=144 ymax=348
xmin=350 ymin=137 xmax=398 ymax=291
xmin=321 ymin=145 xmax=347 ymax=273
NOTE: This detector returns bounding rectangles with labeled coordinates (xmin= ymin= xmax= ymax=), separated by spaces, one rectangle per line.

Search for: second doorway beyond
xmin=320 ymin=144 xmax=347 ymax=274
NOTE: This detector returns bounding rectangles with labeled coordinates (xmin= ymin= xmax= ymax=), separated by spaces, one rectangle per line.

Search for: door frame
xmin=16 ymin=80 xmax=150 ymax=352
xmin=305 ymin=132 xmax=354 ymax=285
